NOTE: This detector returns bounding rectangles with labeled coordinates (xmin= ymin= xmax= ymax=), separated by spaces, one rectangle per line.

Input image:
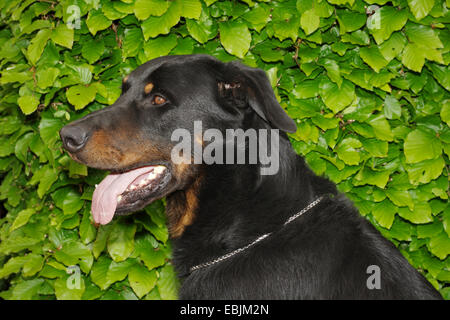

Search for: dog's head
xmin=59 ymin=54 xmax=296 ymax=232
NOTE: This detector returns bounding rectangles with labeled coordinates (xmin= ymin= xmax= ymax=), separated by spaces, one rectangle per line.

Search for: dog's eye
xmin=152 ymin=95 xmax=167 ymax=105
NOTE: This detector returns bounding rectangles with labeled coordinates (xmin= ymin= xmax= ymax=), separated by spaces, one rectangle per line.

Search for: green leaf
xmin=383 ymin=95 xmax=402 ymax=120
xmin=326 ymin=0 xmax=354 ymax=5
xmin=21 ymin=19 xmax=52 ymax=35
xmin=354 ymin=167 xmax=391 ymax=189
xmin=242 ymin=4 xmax=270 ymax=32
xmin=372 ymin=199 xmax=396 ymax=229
xmin=66 ymin=64 xmax=93 ymax=85
xmin=86 ymin=9 xmax=112 ymax=36
xmin=122 ymin=28 xmax=143 ymax=59
xmin=107 ymin=221 xmax=136 ymax=262
xmin=405 ymin=23 xmax=443 ymax=50
xmin=11 ymin=279 xmax=44 ymax=300
xmin=402 ymin=43 xmax=426 ymax=72
xmin=417 ymin=221 xmax=442 ymax=239
xmin=134 ymin=0 xmax=169 ymax=20
xmin=300 ymin=9 xmax=320 ymax=35
xmin=90 ymin=256 xmax=113 ymax=290
xmin=428 ymin=64 xmax=450 ymax=91
xmin=79 ymin=208 xmax=97 ymax=244
xmin=18 ymin=95 xmax=40 ymax=115
xmin=366 ymin=115 xmax=394 ymax=142
xmin=82 ymin=278 xmax=103 ymax=300
xmin=142 ymin=248 xmax=167 ymax=270
xmin=406 ymin=157 xmax=445 ymax=185
xmin=429 ymin=231 xmax=450 ymax=259
xmin=273 ymin=16 xmax=300 ymax=42
xmin=93 ymin=224 xmax=113 ymax=259
xmin=82 ymin=38 xmax=105 ymax=64
xmin=141 ymin=0 xmax=181 ymax=40
xmin=402 ymin=24 xmax=444 ymax=70
xmin=55 ymin=274 xmax=85 ymax=300
xmin=292 ymin=79 xmax=320 ymax=99
xmin=219 ymin=20 xmax=251 ymax=59
xmin=27 ymin=29 xmax=52 ymax=65
xmin=291 ymin=121 xmax=319 ymax=143
xmin=321 ymin=60 xmax=342 ymax=87
xmin=441 ymin=101 xmax=450 ymax=126
xmin=0 ymin=235 xmax=41 ymax=255
xmin=37 ymin=67 xmax=60 ymax=89
xmin=186 ymin=9 xmax=218 ymax=44
xmin=367 ymin=6 xmax=408 ymax=45
xmin=181 ymin=0 xmax=202 ymax=19
xmin=170 ymin=37 xmax=195 ymax=55
xmin=142 ymin=34 xmax=178 ymax=61
xmin=386 ymin=189 xmax=413 ymax=210
xmin=157 ymin=264 xmax=178 ymax=300
xmin=0 ymin=256 xmax=28 ymax=278
xmin=52 ymin=187 xmax=84 ymax=216
xmin=378 ymin=32 xmax=406 ymax=62
xmin=386 ymin=218 xmax=415 ymax=241
xmin=336 ymin=9 xmax=366 ymax=33
xmin=361 ymin=138 xmax=388 ymax=158
xmin=404 ymin=129 xmax=442 ymax=163
xmin=10 ymin=208 xmax=36 ymax=232
xmin=407 ymin=0 xmax=435 ymax=20
xmin=69 ymin=159 xmax=88 ymax=177
xmin=54 ymin=241 xmax=93 ymax=273
xmin=66 ymin=85 xmax=98 ymax=110
xmin=312 ymin=115 xmax=340 ymax=131
xmin=22 ymin=254 xmax=45 ymax=277
xmin=336 ymin=137 xmax=362 ymax=165
xmin=38 ymin=114 xmax=62 ymax=147
xmin=135 ymin=234 xmax=166 ymax=270
xmin=28 ymin=164 xmax=59 ymax=198
xmin=107 ymin=259 xmax=136 ymax=284
xmin=102 ymin=1 xmax=128 ymax=20
xmin=359 ymin=46 xmax=389 ymax=73
xmin=319 ymin=79 xmax=355 ymax=114
xmin=398 ymin=202 xmax=433 ymax=224
xmin=51 ymin=24 xmax=74 ymax=49
xmin=128 ymin=264 xmax=158 ymax=298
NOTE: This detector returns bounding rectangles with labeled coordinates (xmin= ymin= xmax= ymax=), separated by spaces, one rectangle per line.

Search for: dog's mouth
xmin=91 ymin=164 xmax=172 ymax=225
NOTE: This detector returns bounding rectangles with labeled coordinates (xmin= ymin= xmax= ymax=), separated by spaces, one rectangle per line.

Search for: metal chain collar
xmin=188 ymin=196 xmax=324 ymax=274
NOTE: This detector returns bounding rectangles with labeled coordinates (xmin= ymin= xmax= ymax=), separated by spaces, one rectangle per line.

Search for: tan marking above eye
xmin=123 ymin=75 xmax=129 ymax=83
xmin=144 ymin=82 xmax=154 ymax=95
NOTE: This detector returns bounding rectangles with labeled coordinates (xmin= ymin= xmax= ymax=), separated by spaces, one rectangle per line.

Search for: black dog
xmin=60 ymin=54 xmax=442 ymax=299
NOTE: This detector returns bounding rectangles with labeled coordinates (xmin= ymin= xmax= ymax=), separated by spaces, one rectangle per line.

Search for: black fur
xmin=174 ymin=137 xmax=441 ymax=299
xmin=60 ymin=55 xmax=442 ymax=300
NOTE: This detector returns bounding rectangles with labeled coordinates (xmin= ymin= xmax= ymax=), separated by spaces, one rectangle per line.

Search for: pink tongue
xmin=91 ymin=167 xmax=155 ymax=225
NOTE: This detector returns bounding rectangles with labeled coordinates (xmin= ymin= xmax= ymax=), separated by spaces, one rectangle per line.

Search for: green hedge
xmin=0 ymin=0 xmax=449 ymax=300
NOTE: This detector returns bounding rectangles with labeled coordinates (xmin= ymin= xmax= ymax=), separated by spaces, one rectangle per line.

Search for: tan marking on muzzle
xmin=76 ymin=128 xmax=172 ymax=170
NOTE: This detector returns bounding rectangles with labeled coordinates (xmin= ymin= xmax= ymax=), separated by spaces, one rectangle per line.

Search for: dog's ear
xmin=218 ymin=61 xmax=297 ymax=133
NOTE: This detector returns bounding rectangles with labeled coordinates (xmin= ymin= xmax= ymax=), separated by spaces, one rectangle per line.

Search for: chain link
xmin=188 ymin=196 xmax=324 ymax=274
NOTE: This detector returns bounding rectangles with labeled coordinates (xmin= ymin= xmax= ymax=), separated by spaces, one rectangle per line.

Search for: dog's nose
xmin=60 ymin=125 xmax=88 ymax=153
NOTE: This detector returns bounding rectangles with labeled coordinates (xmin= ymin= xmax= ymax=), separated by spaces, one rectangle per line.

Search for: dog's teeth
xmin=117 ymin=195 xmax=122 ymax=202
xmin=130 ymin=185 xmax=137 ymax=190
xmin=154 ymin=166 xmax=166 ymax=174
xmin=148 ymin=172 xmax=157 ymax=180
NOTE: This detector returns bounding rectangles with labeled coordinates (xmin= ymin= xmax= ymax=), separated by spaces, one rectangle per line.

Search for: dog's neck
xmin=167 ymin=133 xmax=337 ymax=276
